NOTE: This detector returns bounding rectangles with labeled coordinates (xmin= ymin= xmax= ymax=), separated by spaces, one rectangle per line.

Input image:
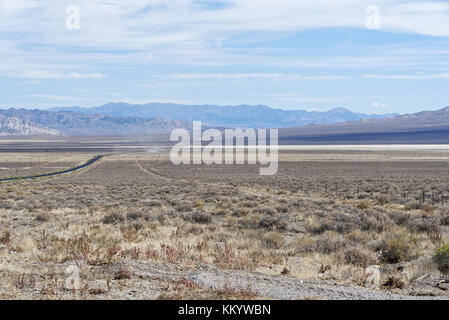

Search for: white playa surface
xmin=277 ymin=145 xmax=449 ymax=151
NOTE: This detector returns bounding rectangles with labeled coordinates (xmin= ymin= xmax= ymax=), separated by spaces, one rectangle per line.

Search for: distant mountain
xmin=279 ymin=106 xmax=449 ymax=144
xmin=0 ymin=109 xmax=190 ymax=136
xmin=50 ymin=102 xmax=398 ymax=128
xmin=0 ymin=114 xmax=59 ymax=136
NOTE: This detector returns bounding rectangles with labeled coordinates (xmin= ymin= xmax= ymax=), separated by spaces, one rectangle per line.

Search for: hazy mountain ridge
xmin=279 ymin=106 xmax=449 ymax=144
xmin=0 ymin=114 xmax=60 ymax=136
xmin=50 ymin=102 xmax=398 ymax=128
xmin=0 ymin=109 xmax=191 ymax=136
xmin=1 ymin=104 xmax=447 ymax=140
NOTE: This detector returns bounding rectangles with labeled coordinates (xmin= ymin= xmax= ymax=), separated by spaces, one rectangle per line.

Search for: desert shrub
xmin=251 ymin=206 xmax=277 ymax=216
xmin=126 ymin=210 xmax=144 ymax=221
xmin=175 ymin=202 xmax=193 ymax=212
xmin=233 ymin=207 xmax=250 ymax=217
xmin=262 ymin=232 xmax=285 ymax=249
xmin=383 ymin=276 xmax=405 ymax=289
xmin=35 ymin=211 xmax=50 ymax=222
xmin=120 ymin=224 xmax=141 ymax=242
xmin=307 ymin=210 xmax=390 ymax=235
xmin=193 ymin=199 xmax=205 ymax=210
xmin=238 ymin=216 xmax=260 ymax=229
xmin=421 ymin=205 xmax=434 ymax=214
xmin=0 ymin=229 xmax=11 ymax=245
xmin=377 ymin=195 xmax=389 ymax=205
xmin=184 ymin=211 xmax=211 ymax=224
xmin=238 ymin=201 xmax=257 ymax=208
xmin=405 ymin=201 xmax=421 ymax=211
xmin=275 ymin=205 xmax=289 ymax=213
xmin=306 ymin=217 xmax=329 ymax=234
xmin=143 ymin=199 xmax=163 ymax=207
xmin=440 ymin=214 xmax=449 ymax=226
xmin=380 ymin=234 xmax=414 ymax=263
xmin=345 ymin=229 xmax=372 ymax=243
xmin=357 ymin=200 xmax=370 ymax=210
xmin=296 ymin=231 xmax=348 ymax=255
xmin=433 ymin=243 xmax=449 ymax=273
xmin=257 ymin=215 xmax=287 ymax=231
xmin=388 ymin=211 xmax=410 ymax=226
xmin=407 ymin=215 xmax=439 ymax=232
xmin=358 ymin=211 xmax=390 ymax=232
xmin=102 ymin=212 xmax=124 ymax=224
xmin=342 ymin=246 xmax=378 ymax=267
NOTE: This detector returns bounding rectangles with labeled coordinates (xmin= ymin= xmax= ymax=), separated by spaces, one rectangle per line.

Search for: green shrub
xmin=433 ymin=243 xmax=449 ymax=273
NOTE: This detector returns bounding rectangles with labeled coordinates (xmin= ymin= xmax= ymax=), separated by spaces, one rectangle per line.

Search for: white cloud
xmin=1 ymin=0 xmax=449 ymax=84
xmin=1 ymin=1 xmax=449 ymax=51
xmin=372 ymin=102 xmax=389 ymax=108
xmin=21 ymin=94 xmax=83 ymax=102
xmin=364 ymin=73 xmax=449 ymax=80
xmin=158 ymin=73 xmax=349 ymax=80
xmin=268 ymin=93 xmax=350 ymax=104
xmin=13 ymin=70 xmax=106 ymax=79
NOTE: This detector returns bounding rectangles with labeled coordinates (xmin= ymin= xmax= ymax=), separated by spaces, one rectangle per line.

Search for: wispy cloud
xmin=158 ymin=73 xmax=350 ymax=80
xmin=364 ymin=73 xmax=449 ymax=80
xmin=13 ymin=70 xmax=106 ymax=79
xmin=1 ymin=1 xmax=449 ymax=113
xmin=371 ymin=101 xmax=389 ymax=108
xmin=267 ymin=93 xmax=351 ymax=104
xmin=21 ymin=94 xmax=83 ymax=102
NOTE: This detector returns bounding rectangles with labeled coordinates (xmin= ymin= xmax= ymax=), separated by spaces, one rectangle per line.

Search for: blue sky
xmin=1 ymin=0 xmax=449 ymax=114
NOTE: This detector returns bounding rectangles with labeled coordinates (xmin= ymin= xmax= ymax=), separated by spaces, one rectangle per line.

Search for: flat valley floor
xmin=0 ymin=139 xmax=449 ymax=299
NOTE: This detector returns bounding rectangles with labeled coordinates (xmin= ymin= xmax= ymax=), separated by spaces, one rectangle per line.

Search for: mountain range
xmin=0 ymin=108 xmax=190 ymax=136
xmin=50 ymin=102 xmax=398 ymax=129
xmin=279 ymin=106 xmax=449 ymax=144
xmin=1 ymin=103 xmax=449 ymax=143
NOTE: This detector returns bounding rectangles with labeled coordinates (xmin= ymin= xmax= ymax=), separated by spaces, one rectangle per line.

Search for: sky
xmin=0 ymin=0 xmax=449 ymax=114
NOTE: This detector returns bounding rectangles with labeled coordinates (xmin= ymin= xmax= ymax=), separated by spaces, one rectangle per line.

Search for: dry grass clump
xmin=183 ymin=211 xmax=212 ymax=224
xmin=257 ymin=215 xmax=287 ymax=231
xmin=35 ymin=210 xmax=51 ymax=222
xmin=357 ymin=200 xmax=371 ymax=210
xmin=296 ymin=231 xmax=349 ymax=255
xmin=306 ymin=209 xmax=390 ymax=235
xmin=383 ymin=276 xmax=405 ymax=289
xmin=0 ymin=228 xmax=11 ymax=245
xmin=213 ymin=242 xmax=255 ymax=270
xmin=341 ymin=246 xmax=378 ymax=267
xmin=251 ymin=206 xmax=277 ymax=216
xmin=102 ymin=212 xmax=124 ymax=224
xmin=407 ymin=214 xmax=439 ymax=233
xmin=262 ymin=231 xmax=285 ymax=249
xmin=380 ymin=232 xmax=415 ymax=264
